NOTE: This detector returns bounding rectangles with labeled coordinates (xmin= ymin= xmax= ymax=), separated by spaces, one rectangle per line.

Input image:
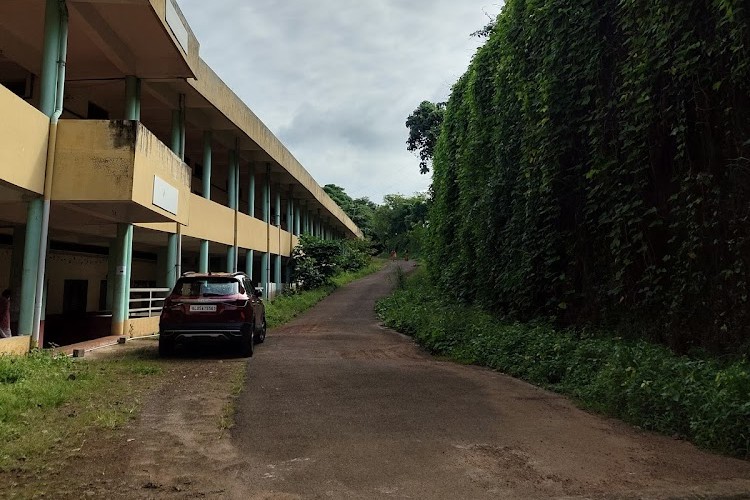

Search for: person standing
xmin=0 ymin=289 xmax=11 ymax=338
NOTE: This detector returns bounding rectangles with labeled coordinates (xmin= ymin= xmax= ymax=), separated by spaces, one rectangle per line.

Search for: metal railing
xmin=128 ymin=288 xmax=170 ymax=318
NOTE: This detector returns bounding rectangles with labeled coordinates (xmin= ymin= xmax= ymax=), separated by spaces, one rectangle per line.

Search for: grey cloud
xmin=178 ymin=0 xmax=502 ymax=202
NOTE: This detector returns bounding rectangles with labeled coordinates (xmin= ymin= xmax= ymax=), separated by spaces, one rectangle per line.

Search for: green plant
xmin=426 ymin=0 xmax=750 ymax=353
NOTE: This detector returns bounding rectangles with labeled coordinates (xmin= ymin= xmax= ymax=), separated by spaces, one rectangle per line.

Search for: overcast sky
xmin=178 ymin=1 xmax=501 ymax=204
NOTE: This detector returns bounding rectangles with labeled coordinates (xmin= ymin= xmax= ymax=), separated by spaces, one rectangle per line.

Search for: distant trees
xmin=323 ymin=184 xmax=377 ymax=237
xmin=405 ymin=101 xmax=445 ymax=174
xmin=323 ymin=184 xmax=428 ymax=257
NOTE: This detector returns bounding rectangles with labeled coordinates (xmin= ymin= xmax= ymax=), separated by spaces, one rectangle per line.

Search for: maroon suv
xmin=158 ymin=272 xmax=266 ymax=357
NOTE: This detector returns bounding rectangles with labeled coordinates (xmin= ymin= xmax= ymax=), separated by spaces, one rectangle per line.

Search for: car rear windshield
xmin=173 ymin=278 xmax=242 ymax=298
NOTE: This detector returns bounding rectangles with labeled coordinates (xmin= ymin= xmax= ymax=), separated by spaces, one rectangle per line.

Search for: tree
xmin=406 ymin=101 xmax=445 ymax=174
xmin=324 ymin=184 xmax=376 ymax=237
xmin=371 ymin=194 xmax=430 ymax=256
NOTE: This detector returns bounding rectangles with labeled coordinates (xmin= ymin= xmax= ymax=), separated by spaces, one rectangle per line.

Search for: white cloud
xmin=178 ymin=0 xmax=502 ymax=203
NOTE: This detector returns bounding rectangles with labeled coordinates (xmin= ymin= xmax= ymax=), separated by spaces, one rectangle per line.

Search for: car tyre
xmin=254 ymin=316 xmax=267 ymax=344
xmin=240 ymin=325 xmax=254 ymax=357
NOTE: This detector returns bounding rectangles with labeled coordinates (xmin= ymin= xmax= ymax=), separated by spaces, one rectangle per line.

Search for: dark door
xmin=63 ymin=280 xmax=88 ymax=315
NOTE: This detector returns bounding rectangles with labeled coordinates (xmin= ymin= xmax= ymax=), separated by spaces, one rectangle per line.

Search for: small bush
xmin=376 ymin=269 xmax=750 ymax=459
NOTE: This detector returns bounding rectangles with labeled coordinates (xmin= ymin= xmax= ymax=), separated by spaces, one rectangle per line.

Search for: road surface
xmin=32 ymin=262 xmax=750 ymax=499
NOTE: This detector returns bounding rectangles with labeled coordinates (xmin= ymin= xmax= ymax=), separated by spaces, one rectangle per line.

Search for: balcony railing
xmin=129 ymin=288 xmax=170 ymax=318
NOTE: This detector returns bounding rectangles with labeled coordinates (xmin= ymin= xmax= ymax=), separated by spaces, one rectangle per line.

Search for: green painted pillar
xmin=111 ymin=224 xmax=130 ymax=336
xmin=261 ymin=252 xmax=269 ymax=299
xmin=263 ymin=168 xmax=271 ymax=224
xmin=199 ymin=132 xmax=212 ymax=273
xmin=166 ymin=233 xmax=178 ymax=289
xmin=125 ymin=76 xmax=141 ymax=121
xmin=294 ymin=203 xmax=301 ymax=236
xmin=227 ymin=150 xmax=238 ymax=272
xmin=227 ymin=246 xmax=236 ymax=273
xmin=202 ymin=132 xmax=212 ymax=199
xmin=39 ymin=0 xmax=61 ymax=117
xmin=248 ymin=166 xmax=255 ymax=218
xmin=227 ymin=150 xmax=237 ymax=210
xmin=274 ymin=254 xmax=282 ymax=290
xmin=18 ymin=202 xmax=42 ymax=337
xmin=106 ymin=240 xmax=116 ymax=310
xmin=199 ymin=240 xmax=209 ymax=274
xmin=167 ymin=98 xmax=184 ymax=284
xmin=245 ymin=250 xmax=254 ymax=280
xmin=19 ymin=0 xmax=62 ymax=337
xmin=275 ymin=188 xmax=281 ymax=228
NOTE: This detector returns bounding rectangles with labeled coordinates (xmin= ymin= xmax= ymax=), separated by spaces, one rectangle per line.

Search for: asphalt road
xmin=32 ymin=261 xmax=750 ymax=499
xmin=229 ymin=262 xmax=750 ymax=499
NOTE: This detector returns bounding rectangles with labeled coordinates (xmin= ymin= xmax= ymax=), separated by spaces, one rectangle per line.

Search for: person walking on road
xmin=0 ymin=289 xmax=12 ymax=338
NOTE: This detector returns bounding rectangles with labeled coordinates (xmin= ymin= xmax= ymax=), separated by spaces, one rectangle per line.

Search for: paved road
xmin=229 ymin=262 xmax=750 ymax=499
xmin=39 ymin=262 xmax=750 ymax=499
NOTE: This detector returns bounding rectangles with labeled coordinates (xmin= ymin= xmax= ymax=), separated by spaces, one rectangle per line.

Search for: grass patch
xmin=0 ymin=345 xmax=161 ymax=474
xmin=220 ymin=364 xmax=248 ymax=432
xmin=266 ymin=259 xmax=385 ymax=328
xmin=376 ymin=267 xmax=750 ymax=459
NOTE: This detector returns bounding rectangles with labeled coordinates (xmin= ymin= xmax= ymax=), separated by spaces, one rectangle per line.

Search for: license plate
xmin=189 ymin=305 xmax=216 ymax=312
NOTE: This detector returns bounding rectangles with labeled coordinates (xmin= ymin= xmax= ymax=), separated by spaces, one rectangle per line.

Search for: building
xmin=0 ymin=0 xmax=362 ymax=355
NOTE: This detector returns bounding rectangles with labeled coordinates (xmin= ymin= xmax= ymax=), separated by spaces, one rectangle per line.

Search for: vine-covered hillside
xmin=428 ymin=0 xmax=750 ymax=352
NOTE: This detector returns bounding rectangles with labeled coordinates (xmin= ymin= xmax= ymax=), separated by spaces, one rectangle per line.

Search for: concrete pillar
xmin=294 ymin=202 xmax=301 ymax=236
xmin=125 ymin=76 xmax=141 ymax=121
xmin=245 ymin=249 xmax=254 ymax=281
xmin=262 ymin=167 xmax=271 ymax=298
xmin=248 ymin=165 xmax=255 ymax=218
xmin=111 ymin=224 xmax=132 ymax=336
xmin=166 ymin=233 xmax=178 ymax=289
xmin=227 ymin=150 xmax=237 ymax=272
xmin=199 ymin=132 xmax=212 ymax=273
xmin=168 ymin=97 xmax=184 ymax=282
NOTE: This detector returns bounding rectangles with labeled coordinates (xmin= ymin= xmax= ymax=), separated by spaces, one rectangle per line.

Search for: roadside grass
xmin=0 ymin=344 xmax=162 ymax=474
xmin=219 ymin=363 xmax=248 ymax=432
xmin=376 ymin=267 xmax=750 ymax=459
xmin=266 ymin=259 xmax=385 ymax=328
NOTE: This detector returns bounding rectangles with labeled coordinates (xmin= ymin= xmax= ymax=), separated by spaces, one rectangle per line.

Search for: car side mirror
xmin=254 ymin=287 xmax=264 ymax=298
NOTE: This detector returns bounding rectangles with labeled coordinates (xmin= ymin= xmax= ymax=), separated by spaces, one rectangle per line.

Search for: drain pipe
xmin=32 ymin=0 xmax=68 ymax=347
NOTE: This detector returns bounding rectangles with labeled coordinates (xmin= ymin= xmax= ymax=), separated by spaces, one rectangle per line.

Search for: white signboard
xmin=165 ymin=0 xmax=190 ymax=54
xmin=153 ymin=175 xmax=179 ymax=215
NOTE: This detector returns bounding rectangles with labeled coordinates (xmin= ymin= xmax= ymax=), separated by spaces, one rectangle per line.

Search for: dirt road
xmin=35 ymin=262 xmax=750 ymax=498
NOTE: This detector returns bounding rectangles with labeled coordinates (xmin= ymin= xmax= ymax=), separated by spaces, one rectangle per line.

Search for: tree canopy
xmin=405 ymin=101 xmax=445 ymax=174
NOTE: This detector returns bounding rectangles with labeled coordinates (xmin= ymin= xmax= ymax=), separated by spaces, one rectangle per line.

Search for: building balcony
xmin=51 ymin=120 xmax=191 ymax=226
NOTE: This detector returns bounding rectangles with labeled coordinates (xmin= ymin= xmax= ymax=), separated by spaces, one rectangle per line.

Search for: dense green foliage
xmin=370 ymin=194 xmax=429 ymax=257
xmin=429 ymin=0 xmax=750 ymax=352
xmin=323 ymin=184 xmax=377 ymax=237
xmin=376 ymin=269 xmax=750 ymax=458
xmin=291 ymin=235 xmax=372 ymax=290
xmin=405 ymin=101 xmax=445 ymax=174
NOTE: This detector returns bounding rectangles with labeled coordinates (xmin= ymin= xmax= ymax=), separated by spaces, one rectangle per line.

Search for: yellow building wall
xmin=45 ymin=252 xmax=157 ymax=315
xmin=237 ymin=213 xmax=269 ymax=252
xmin=0 ymin=85 xmax=49 ymax=195
xmin=52 ymin=120 xmax=136 ymax=201
xmin=125 ymin=317 xmax=159 ymax=338
xmin=0 ymin=336 xmax=31 ymax=356
xmin=52 ymin=121 xmax=190 ymax=225
xmin=132 ymin=124 xmax=191 ymax=225
xmin=182 ymin=194 xmax=235 ymax=246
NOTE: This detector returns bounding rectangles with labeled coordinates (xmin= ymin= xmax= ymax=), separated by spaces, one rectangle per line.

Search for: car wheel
xmin=240 ymin=325 xmax=254 ymax=357
xmin=254 ymin=316 xmax=267 ymax=344
xmin=158 ymin=336 xmax=174 ymax=357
